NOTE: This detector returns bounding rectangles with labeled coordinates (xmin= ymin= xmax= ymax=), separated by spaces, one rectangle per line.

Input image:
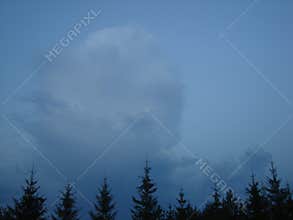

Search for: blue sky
xmin=1 ymin=0 xmax=293 ymax=219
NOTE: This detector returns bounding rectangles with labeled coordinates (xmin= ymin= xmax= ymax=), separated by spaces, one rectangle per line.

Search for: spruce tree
xmin=0 ymin=207 xmax=3 ymax=220
xmin=237 ymin=202 xmax=247 ymax=220
xmin=2 ymin=207 xmax=14 ymax=220
xmin=211 ymin=185 xmax=221 ymax=210
xmin=186 ymin=203 xmax=199 ymax=220
xmin=175 ymin=189 xmax=188 ymax=220
xmin=265 ymin=162 xmax=288 ymax=219
xmin=165 ymin=205 xmax=175 ymax=220
xmin=245 ymin=174 xmax=267 ymax=220
xmin=221 ymin=189 xmax=239 ymax=220
xmin=284 ymin=184 xmax=293 ymax=220
xmin=131 ymin=161 xmax=162 ymax=220
xmin=11 ymin=170 xmax=47 ymax=220
xmin=52 ymin=184 xmax=79 ymax=220
xmin=202 ymin=185 xmax=222 ymax=219
xmin=89 ymin=178 xmax=116 ymax=220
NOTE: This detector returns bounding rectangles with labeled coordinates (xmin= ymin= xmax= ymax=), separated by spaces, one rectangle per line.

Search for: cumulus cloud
xmin=31 ymin=26 xmax=182 ymax=173
xmin=3 ymin=26 xmax=185 ymax=218
xmin=1 ymin=26 xmax=275 ymax=219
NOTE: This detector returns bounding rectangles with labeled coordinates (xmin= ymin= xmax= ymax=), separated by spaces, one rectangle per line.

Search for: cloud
xmin=0 ymin=26 xmax=277 ymax=219
xmin=3 ymin=26 xmax=184 ymax=218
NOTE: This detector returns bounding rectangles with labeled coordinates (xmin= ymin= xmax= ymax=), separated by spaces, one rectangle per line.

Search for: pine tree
xmin=211 ymin=186 xmax=221 ymax=210
xmin=52 ymin=184 xmax=79 ymax=220
xmin=131 ymin=161 xmax=162 ymax=220
xmin=175 ymin=189 xmax=188 ymax=220
xmin=284 ymin=184 xmax=293 ymax=220
xmin=245 ymin=174 xmax=268 ymax=220
xmin=221 ymin=189 xmax=239 ymax=220
xmin=265 ymin=162 xmax=288 ymax=219
xmin=202 ymin=185 xmax=222 ymax=219
xmin=0 ymin=207 xmax=3 ymax=220
xmin=11 ymin=170 xmax=47 ymax=220
xmin=89 ymin=178 xmax=116 ymax=220
xmin=186 ymin=203 xmax=199 ymax=220
xmin=237 ymin=202 xmax=247 ymax=220
xmin=165 ymin=205 xmax=175 ymax=220
xmin=1 ymin=207 xmax=14 ymax=220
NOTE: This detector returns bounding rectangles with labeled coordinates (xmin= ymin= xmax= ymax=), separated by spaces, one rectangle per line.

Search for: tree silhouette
xmin=0 ymin=207 xmax=14 ymax=220
xmin=165 ymin=205 xmax=175 ymax=220
xmin=2 ymin=160 xmax=293 ymax=219
xmin=0 ymin=207 xmax=3 ymax=220
xmin=202 ymin=185 xmax=222 ymax=219
xmin=10 ymin=170 xmax=47 ymax=220
xmin=185 ymin=202 xmax=199 ymax=220
xmin=175 ymin=189 xmax=188 ymax=220
xmin=245 ymin=174 xmax=268 ymax=220
xmin=52 ymin=184 xmax=79 ymax=220
xmin=221 ymin=189 xmax=239 ymax=220
xmin=131 ymin=161 xmax=162 ymax=220
xmin=265 ymin=162 xmax=288 ymax=219
xmin=284 ymin=184 xmax=293 ymax=220
xmin=89 ymin=178 xmax=116 ymax=220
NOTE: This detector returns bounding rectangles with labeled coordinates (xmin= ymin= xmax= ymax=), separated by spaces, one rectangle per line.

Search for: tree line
xmin=0 ymin=161 xmax=293 ymax=220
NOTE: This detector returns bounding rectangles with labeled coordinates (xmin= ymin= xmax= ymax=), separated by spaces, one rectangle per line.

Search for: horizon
xmin=1 ymin=1 xmax=293 ymax=219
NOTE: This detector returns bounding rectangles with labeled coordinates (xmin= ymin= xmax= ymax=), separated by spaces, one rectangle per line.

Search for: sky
xmin=1 ymin=0 xmax=293 ymax=219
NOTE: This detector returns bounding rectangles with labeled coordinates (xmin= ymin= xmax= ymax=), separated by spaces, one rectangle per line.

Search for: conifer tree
xmin=0 ymin=207 xmax=14 ymax=220
xmin=211 ymin=186 xmax=221 ymax=210
xmin=265 ymin=162 xmax=288 ymax=219
xmin=245 ymin=174 xmax=268 ymax=220
xmin=11 ymin=170 xmax=47 ymax=220
xmin=131 ymin=161 xmax=162 ymax=220
xmin=52 ymin=184 xmax=79 ymax=220
xmin=89 ymin=178 xmax=116 ymax=220
xmin=221 ymin=189 xmax=239 ymax=220
xmin=202 ymin=185 xmax=222 ymax=219
xmin=186 ymin=203 xmax=199 ymax=220
xmin=284 ymin=184 xmax=293 ymax=220
xmin=237 ymin=202 xmax=247 ymax=220
xmin=0 ymin=207 xmax=3 ymax=220
xmin=165 ymin=205 xmax=175 ymax=220
xmin=0 ymin=207 xmax=6 ymax=220
xmin=175 ymin=189 xmax=189 ymax=220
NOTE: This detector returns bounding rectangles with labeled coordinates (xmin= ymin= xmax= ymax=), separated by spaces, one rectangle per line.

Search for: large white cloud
xmin=26 ymin=26 xmax=184 ymax=175
xmin=1 ymin=26 xmax=273 ymax=219
xmin=4 ymin=26 xmax=186 ymax=218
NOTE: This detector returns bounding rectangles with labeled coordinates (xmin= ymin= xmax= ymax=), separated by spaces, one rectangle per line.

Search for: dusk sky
xmin=1 ymin=1 xmax=293 ymax=219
